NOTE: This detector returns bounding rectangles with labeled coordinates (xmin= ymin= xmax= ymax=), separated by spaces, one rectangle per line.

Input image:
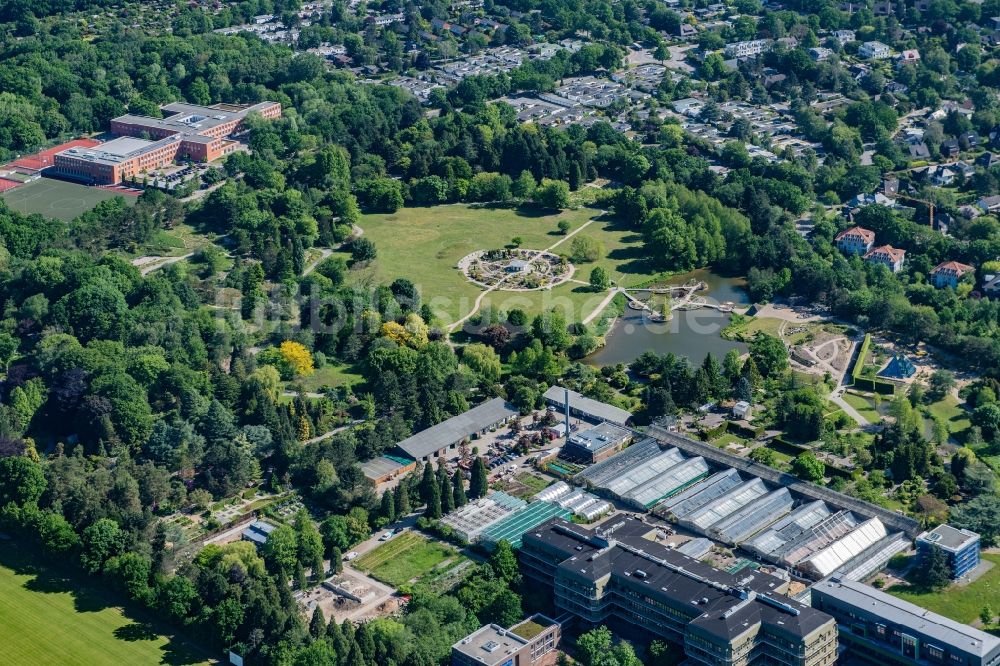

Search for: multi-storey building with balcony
xmin=520 ymin=517 xmax=838 ymax=666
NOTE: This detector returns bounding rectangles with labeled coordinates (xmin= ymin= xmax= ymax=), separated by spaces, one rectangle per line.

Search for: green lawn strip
xmin=841 ymin=392 xmax=881 ymax=422
xmin=0 ymin=544 xmax=216 ymax=666
xmin=358 ymin=534 xmax=461 ymax=587
xmin=888 ymin=553 xmax=1000 ymax=624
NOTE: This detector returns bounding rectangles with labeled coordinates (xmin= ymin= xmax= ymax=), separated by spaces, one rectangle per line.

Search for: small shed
xmin=732 ymin=401 xmax=753 ymax=420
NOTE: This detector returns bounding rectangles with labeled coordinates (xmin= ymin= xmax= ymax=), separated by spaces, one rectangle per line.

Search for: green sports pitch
xmin=1 ymin=178 xmax=134 ymax=222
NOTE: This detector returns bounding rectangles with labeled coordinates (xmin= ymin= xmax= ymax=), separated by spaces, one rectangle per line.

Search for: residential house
xmin=975 ymin=152 xmax=998 ymax=169
xmin=941 ymin=138 xmax=960 ymax=158
xmin=724 ymin=39 xmax=772 ymax=59
xmin=809 ymin=47 xmax=833 ymax=61
xmin=907 ymin=141 xmax=931 ymax=159
xmin=832 ymin=29 xmax=856 ymax=45
xmin=835 ymin=226 xmax=876 ymax=255
xmin=930 ymin=261 xmax=975 ymax=289
xmin=927 ymin=164 xmax=956 ymax=186
xmin=982 ymin=273 xmax=1000 ymax=296
xmin=897 ymin=49 xmax=920 ymax=64
xmin=859 ymin=41 xmax=891 ymax=59
xmin=978 ymin=195 xmax=1000 ymax=213
xmin=864 ymin=245 xmax=906 ymax=273
xmin=678 ymin=23 xmax=697 ymax=38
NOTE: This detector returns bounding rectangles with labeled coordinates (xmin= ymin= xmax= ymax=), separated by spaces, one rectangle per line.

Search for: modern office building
xmin=811 ymin=577 xmax=1000 ymax=666
xmin=52 ymin=101 xmax=281 ymax=184
xmin=452 ymin=615 xmax=561 ymax=666
xmin=915 ymin=524 xmax=980 ymax=580
xmin=520 ymin=516 xmax=838 ymax=666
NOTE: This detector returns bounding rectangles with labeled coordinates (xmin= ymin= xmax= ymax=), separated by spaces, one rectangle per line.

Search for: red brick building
xmin=53 ymin=101 xmax=281 ymax=185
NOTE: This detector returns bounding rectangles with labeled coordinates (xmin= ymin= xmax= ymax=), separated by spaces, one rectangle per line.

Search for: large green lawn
xmin=0 ymin=546 xmax=216 ymax=666
xmin=888 ymin=553 xmax=1000 ymax=624
xmin=350 ymin=204 xmax=658 ymax=326
xmin=922 ymin=394 xmax=971 ymax=442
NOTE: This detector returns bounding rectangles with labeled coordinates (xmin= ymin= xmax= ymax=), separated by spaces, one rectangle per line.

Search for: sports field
xmin=351 ymin=204 xmax=656 ymax=326
xmin=0 ymin=547 xmax=216 ymax=666
xmin=1 ymin=178 xmax=133 ymax=221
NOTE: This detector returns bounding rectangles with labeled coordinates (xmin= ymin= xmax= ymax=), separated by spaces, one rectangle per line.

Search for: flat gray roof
xmin=917 ymin=524 xmax=979 ymax=553
xmin=544 ymin=385 xmax=632 ymax=425
xmin=566 ymin=422 xmax=631 ymax=452
xmin=360 ymin=456 xmax=407 ymax=481
xmin=452 ymin=623 xmax=529 ymax=665
xmin=395 ymin=397 xmax=516 ymax=460
xmin=814 ymin=578 xmax=1000 ymax=659
xmin=56 ymin=136 xmax=178 ymax=167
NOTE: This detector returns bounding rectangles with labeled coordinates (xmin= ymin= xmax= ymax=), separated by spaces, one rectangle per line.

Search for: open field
xmin=354 ymin=532 xmax=464 ymax=587
xmin=922 ymin=394 xmax=971 ymax=442
xmin=0 ymin=545 xmax=216 ymax=666
xmin=1 ymin=178 xmax=133 ymax=221
xmin=287 ymin=363 xmax=365 ymax=393
xmin=350 ymin=205 xmax=658 ymax=326
xmin=888 ymin=553 xmax=1000 ymax=624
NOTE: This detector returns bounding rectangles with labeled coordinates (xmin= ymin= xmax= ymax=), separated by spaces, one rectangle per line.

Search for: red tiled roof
xmin=864 ymin=245 xmax=906 ymax=263
xmin=931 ymin=261 xmax=974 ymax=276
xmin=835 ymin=226 xmax=876 ymax=243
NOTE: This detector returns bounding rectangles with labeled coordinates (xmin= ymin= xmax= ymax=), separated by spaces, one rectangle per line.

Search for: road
xmin=447 ymin=215 xmax=598 ymax=333
xmin=301 ymin=419 xmax=365 ymax=445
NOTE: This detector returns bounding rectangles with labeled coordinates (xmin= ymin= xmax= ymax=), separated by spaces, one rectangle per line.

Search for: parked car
xmin=379 ymin=529 xmax=396 ymax=541
xmin=344 ymin=551 xmax=359 ymax=561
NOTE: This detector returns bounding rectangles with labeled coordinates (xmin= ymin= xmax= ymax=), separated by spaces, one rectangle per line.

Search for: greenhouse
xmin=534 ymin=480 xmax=572 ymax=503
xmin=829 ymin=532 xmax=910 ymax=582
xmin=777 ymin=510 xmax=860 ymax=567
xmin=797 ymin=517 xmax=888 ymax=579
xmin=707 ymin=488 xmax=794 ymax=545
xmin=479 ymin=501 xmax=573 ymax=550
xmin=744 ymin=501 xmax=831 ymax=560
xmin=654 ymin=468 xmax=743 ymax=519
xmin=577 ymin=500 xmax=612 ymax=522
xmin=439 ymin=491 xmax=527 ymax=543
xmin=620 ymin=456 xmax=711 ymax=510
xmin=576 ymin=439 xmax=687 ymax=499
xmin=678 ymin=478 xmax=769 ymax=533
xmin=574 ymin=437 xmax=667 ymax=488
xmin=676 ymin=537 xmax=713 ymax=559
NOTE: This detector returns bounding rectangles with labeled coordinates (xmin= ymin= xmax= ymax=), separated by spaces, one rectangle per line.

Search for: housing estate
xmin=53 ymin=101 xmax=281 ymax=185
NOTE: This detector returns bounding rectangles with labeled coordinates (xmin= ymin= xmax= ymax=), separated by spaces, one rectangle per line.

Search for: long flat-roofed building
xmin=392 ymin=397 xmax=517 ymax=463
xmin=811 ymin=577 xmax=1000 ymax=666
xmin=53 ymin=100 xmax=281 ymax=184
xmin=452 ymin=615 xmax=561 ymax=666
xmin=544 ymin=385 xmax=632 ymax=425
xmin=520 ymin=516 xmax=838 ymax=666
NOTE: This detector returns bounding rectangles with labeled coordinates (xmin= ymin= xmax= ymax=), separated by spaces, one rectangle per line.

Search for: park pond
xmin=587 ymin=269 xmax=751 ymax=367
